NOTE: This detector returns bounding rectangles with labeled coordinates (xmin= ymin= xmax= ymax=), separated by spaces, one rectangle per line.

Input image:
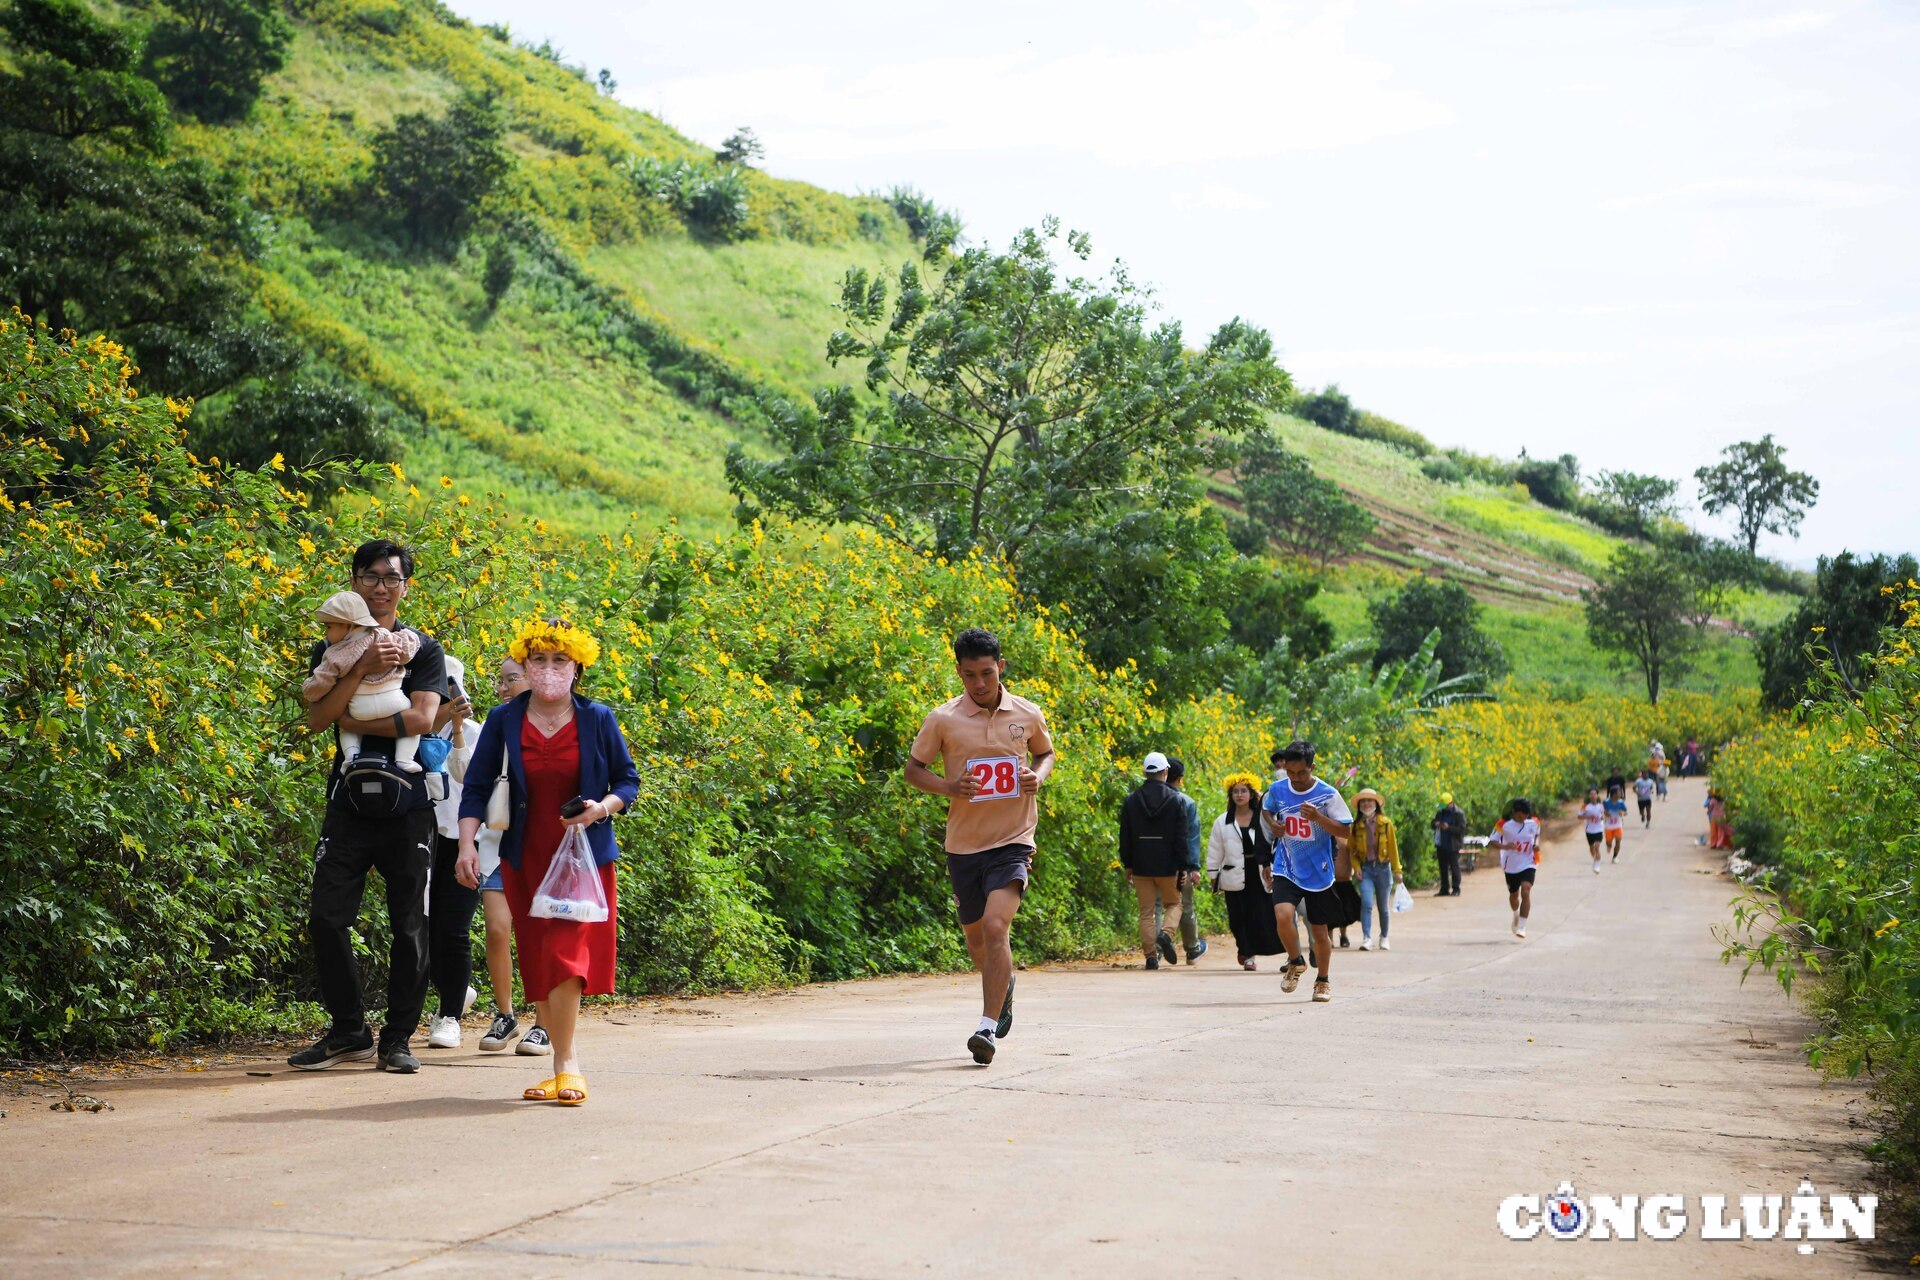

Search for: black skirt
xmin=1224 ymin=867 xmax=1285 ymax=958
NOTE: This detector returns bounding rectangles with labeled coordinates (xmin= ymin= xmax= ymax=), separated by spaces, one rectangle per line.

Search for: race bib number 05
xmin=967 ymin=755 xmax=1020 ymax=803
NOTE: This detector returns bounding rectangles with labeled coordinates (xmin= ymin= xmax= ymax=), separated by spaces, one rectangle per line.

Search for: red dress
xmin=501 ymin=715 xmax=618 ymax=999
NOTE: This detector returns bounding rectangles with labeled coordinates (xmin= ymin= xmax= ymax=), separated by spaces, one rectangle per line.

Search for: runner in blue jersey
xmin=1259 ymin=740 xmax=1353 ymax=1003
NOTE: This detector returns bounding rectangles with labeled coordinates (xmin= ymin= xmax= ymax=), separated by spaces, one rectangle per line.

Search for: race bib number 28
xmin=967 ymin=755 xmax=1021 ymax=803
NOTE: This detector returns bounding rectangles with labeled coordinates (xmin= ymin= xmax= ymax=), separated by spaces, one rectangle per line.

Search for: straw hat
xmin=1352 ymin=787 xmax=1386 ymax=811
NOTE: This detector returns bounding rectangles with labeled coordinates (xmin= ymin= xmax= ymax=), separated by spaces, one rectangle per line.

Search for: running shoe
xmin=1281 ymin=958 xmax=1306 ymax=993
xmin=479 ymin=1012 xmax=519 ymax=1052
xmin=1155 ymin=931 xmax=1178 ymax=966
xmin=1185 ymin=938 xmax=1208 ymax=964
xmin=995 ymin=975 xmax=1015 ymax=1039
xmin=378 ymin=1043 xmax=421 ymax=1073
xmin=516 ymin=1025 xmax=551 ymax=1056
xmin=287 ymin=1026 xmax=375 ymax=1071
xmin=1312 ymin=979 xmax=1331 ymax=1003
xmin=1358 ymin=937 xmax=1372 ymax=952
xmin=1379 ymin=936 xmax=1391 ymax=952
xmin=967 ymin=1029 xmax=996 ymax=1065
xmin=426 ymin=1015 xmax=460 ymax=1049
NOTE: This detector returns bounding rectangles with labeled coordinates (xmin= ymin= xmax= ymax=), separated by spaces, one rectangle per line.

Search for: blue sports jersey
xmin=1262 ymin=776 xmax=1352 ymax=892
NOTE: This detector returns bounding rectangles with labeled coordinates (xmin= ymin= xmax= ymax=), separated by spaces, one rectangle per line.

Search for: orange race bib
xmin=966 ymin=755 xmax=1021 ymax=803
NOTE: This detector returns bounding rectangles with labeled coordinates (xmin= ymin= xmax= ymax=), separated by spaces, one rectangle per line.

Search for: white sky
xmin=455 ymin=0 xmax=1919 ymax=561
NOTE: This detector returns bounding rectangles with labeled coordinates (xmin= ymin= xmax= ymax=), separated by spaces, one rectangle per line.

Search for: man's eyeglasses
xmin=354 ymin=572 xmax=408 ymax=589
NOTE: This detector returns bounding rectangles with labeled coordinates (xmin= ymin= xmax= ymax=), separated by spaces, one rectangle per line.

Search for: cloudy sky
xmin=456 ymin=0 xmax=1918 ymax=561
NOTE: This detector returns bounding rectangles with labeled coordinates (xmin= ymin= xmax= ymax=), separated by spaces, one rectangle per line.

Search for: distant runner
xmin=905 ymin=628 xmax=1056 ymax=1066
xmin=1492 ymin=799 xmax=1541 ymax=940
xmin=1580 ymin=787 xmax=1605 ymax=875
xmin=1603 ymin=785 xmax=1628 ymax=862
xmin=1633 ymin=771 xmax=1656 ymax=828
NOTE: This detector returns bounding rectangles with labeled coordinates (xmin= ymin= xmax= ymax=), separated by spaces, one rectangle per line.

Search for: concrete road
xmin=0 ymin=778 xmax=1884 ymax=1277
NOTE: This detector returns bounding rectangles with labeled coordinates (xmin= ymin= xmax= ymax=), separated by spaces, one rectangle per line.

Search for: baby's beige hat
xmin=316 ymin=590 xmax=377 ymax=628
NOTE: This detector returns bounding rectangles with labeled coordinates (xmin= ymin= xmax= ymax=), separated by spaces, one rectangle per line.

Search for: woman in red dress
xmin=457 ymin=619 xmax=639 ymax=1105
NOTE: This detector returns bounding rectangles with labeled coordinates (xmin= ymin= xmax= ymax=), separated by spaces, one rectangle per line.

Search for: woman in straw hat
xmin=1347 ymin=788 xmax=1403 ymax=951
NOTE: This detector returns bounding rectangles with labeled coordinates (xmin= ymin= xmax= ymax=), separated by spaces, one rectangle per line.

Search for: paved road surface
xmin=0 ymin=778 xmax=1883 ymax=1277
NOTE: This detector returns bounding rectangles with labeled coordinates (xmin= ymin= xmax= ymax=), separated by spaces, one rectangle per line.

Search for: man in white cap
xmin=1118 ymin=751 xmax=1196 ymax=969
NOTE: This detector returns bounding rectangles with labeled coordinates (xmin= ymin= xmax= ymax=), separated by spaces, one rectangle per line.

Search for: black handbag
xmin=336 ymin=754 xmax=411 ymax=819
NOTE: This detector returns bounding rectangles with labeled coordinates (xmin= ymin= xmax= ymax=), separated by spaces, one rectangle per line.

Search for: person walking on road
xmin=1706 ymin=789 xmax=1733 ymax=849
xmin=1431 ymin=792 xmax=1465 ymax=896
xmin=1633 ymin=770 xmax=1656 ymax=828
xmin=1347 ymin=788 xmax=1402 ymax=952
xmin=456 ymin=618 xmax=639 ymax=1106
xmin=468 ymin=659 xmax=550 ymax=1057
xmin=1492 ymin=799 xmax=1541 ymax=940
xmin=1603 ymin=785 xmax=1628 ymax=862
xmin=1165 ymin=758 xmax=1207 ymax=964
xmin=1206 ymin=773 xmax=1283 ymax=970
xmin=1261 ymin=740 xmax=1354 ymax=1003
xmin=1119 ymin=752 xmax=1195 ymax=970
xmin=903 ymin=628 xmax=1056 ymax=1066
xmin=424 ymin=654 xmax=481 ymax=1050
xmin=290 ymin=539 xmax=448 ymax=1074
xmin=1579 ymin=787 xmax=1605 ymax=875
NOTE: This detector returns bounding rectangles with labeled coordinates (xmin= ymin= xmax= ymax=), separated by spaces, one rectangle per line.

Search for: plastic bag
xmin=416 ymin=735 xmax=451 ymax=774
xmin=1391 ymin=882 xmax=1414 ymax=914
xmin=530 ymin=826 xmax=608 ymax=922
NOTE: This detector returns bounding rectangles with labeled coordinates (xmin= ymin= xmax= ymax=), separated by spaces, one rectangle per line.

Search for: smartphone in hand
xmin=559 ymin=796 xmax=589 ymax=819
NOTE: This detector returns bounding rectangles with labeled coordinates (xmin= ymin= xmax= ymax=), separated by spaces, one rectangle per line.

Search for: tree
xmin=1592 ymin=469 xmax=1679 ymax=537
xmin=1583 ymin=546 xmax=1706 ymax=704
xmin=595 ymin=68 xmax=617 ymax=97
xmin=1224 ymin=558 xmax=1332 ymax=663
xmin=143 ymin=0 xmax=291 ymax=124
xmin=714 ymin=126 xmax=763 ymax=166
xmin=1368 ymin=575 xmax=1508 ymax=682
xmin=1757 ymin=551 xmax=1920 ymax=709
xmin=1292 ymin=384 xmax=1357 ymax=434
xmin=0 ymin=0 xmax=287 ymax=398
xmin=1695 ymin=434 xmax=1819 ymax=556
xmin=370 ymin=97 xmax=509 ymax=250
xmin=726 ymin=220 xmax=1292 ymax=690
xmin=1231 ymin=430 xmax=1374 ymax=567
xmin=190 ymin=374 xmax=398 ymax=492
xmin=1513 ymin=450 xmax=1582 ymax=511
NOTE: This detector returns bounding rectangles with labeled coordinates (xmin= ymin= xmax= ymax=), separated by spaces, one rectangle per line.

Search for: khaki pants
xmin=1133 ymin=875 xmax=1182 ymax=953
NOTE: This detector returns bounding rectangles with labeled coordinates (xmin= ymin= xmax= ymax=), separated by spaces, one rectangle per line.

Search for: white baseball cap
xmin=1142 ymin=751 xmax=1170 ymax=775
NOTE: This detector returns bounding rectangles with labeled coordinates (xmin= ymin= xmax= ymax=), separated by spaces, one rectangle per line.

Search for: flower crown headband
xmin=1221 ymin=771 xmax=1263 ymax=795
xmin=507 ymin=617 xmax=600 ymax=668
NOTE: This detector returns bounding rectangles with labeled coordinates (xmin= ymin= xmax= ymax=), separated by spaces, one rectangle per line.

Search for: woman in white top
xmin=1205 ymin=773 xmax=1284 ymax=969
xmin=425 ymin=655 xmax=482 ymax=1048
xmin=1579 ymin=787 xmax=1605 ymax=875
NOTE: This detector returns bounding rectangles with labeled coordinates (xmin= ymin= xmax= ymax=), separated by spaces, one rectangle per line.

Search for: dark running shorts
xmin=1586 ymin=831 xmax=1603 ymax=848
xmin=1505 ymin=868 xmax=1537 ymax=891
xmin=947 ymin=843 xmax=1033 ymax=925
xmin=1269 ymin=874 xmax=1345 ymax=923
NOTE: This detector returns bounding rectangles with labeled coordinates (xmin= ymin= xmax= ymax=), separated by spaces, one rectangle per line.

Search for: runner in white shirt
xmin=1492 ymin=799 xmax=1542 ymax=939
xmin=1579 ymin=788 xmax=1605 ymax=876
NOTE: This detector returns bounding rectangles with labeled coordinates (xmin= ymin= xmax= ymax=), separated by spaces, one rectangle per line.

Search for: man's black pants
xmin=428 ymin=832 xmax=481 ymax=1017
xmin=309 ymin=805 xmax=435 ymax=1048
xmin=1436 ymin=848 xmax=1461 ymax=895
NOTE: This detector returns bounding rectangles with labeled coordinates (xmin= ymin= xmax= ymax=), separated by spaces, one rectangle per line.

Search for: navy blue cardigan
xmin=457 ymin=693 xmax=640 ymax=869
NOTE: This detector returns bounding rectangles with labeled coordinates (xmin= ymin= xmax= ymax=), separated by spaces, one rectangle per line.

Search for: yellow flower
xmin=62 ymin=687 xmax=84 ymax=710
xmin=507 ymin=617 xmax=601 ymax=668
xmin=268 ymin=452 xmax=286 ymax=472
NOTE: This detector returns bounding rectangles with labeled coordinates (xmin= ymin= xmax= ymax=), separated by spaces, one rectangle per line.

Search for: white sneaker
xmin=1379 ymin=936 xmax=1391 ymax=951
xmin=461 ymin=985 xmax=476 ymax=1016
xmin=1358 ymin=937 xmax=1372 ymax=951
xmin=1516 ymin=925 xmax=1528 ymax=939
xmin=427 ymin=1015 xmax=460 ymax=1049
xmin=1592 ymin=863 xmax=1601 ymax=875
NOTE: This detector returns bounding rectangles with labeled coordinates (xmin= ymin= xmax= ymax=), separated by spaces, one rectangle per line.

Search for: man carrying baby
xmin=290 ymin=539 xmax=447 ymax=1074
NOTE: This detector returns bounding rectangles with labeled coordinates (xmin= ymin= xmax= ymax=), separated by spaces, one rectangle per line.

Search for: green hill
xmin=15 ymin=0 xmax=1787 ymax=693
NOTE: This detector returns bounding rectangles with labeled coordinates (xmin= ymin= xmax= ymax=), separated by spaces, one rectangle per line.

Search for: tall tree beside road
xmin=1583 ymin=546 xmax=1714 ymax=704
xmin=1695 ymin=434 xmax=1819 ymax=556
xmin=727 ymin=219 xmax=1292 ymax=690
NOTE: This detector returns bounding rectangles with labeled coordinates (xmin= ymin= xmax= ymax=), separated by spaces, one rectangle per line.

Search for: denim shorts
xmin=480 ymin=867 xmax=504 ymax=893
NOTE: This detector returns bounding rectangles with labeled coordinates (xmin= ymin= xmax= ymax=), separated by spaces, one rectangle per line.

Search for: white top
xmin=1580 ymin=802 xmax=1605 ymax=835
xmin=432 ymin=715 xmax=504 ymax=876
xmin=1495 ymin=818 xmax=1542 ymax=874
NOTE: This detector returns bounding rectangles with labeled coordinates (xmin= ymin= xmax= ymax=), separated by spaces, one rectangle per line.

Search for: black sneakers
xmin=287 ymin=1026 xmax=375 ymax=1071
xmin=479 ymin=1012 xmax=519 ymax=1052
xmin=995 ymin=975 xmax=1015 ymax=1039
xmin=1155 ymin=931 xmax=1178 ymax=966
xmin=1145 ymin=953 xmax=1161 ymax=970
xmin=378 ymin=1043 xmax=421 ymax=1073
xmin=967 ymin=1029 xmax=996 ymax=1065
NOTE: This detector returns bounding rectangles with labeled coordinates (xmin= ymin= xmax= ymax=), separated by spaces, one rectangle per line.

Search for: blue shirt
xmin=1262 ymin=776 xmax=1353 ymax=892
xmin=1603 ymin=797 xmax=1628 ymax=826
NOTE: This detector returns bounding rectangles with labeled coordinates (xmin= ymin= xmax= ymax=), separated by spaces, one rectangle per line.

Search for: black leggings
xmin=428 ymin=832 xmax=481 ymax=1017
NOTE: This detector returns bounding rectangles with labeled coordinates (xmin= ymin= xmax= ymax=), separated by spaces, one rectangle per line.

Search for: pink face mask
xmin=527 ymin=664 xmax=574 ymax=700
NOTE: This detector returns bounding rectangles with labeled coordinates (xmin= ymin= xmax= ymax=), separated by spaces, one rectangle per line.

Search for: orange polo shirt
xmin=909 ymin=687 xmax=1054 ymax=855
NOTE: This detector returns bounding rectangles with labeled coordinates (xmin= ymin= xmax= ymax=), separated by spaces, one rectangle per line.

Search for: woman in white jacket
xmin=1206 ymin=772 xmax=1285 ymax=970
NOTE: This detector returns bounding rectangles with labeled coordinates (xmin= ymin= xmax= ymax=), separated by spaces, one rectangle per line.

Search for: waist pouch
xmin=336 ymin=755 xmax=411 ymax=819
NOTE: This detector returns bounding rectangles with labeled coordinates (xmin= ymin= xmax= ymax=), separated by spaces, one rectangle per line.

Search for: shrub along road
xmin=0 ymin=779 xmax=1881 ymax=1277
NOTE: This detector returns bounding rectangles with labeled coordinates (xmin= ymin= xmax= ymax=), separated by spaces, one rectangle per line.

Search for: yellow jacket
xmin=1347 ymin=813 xmax=1401 ymax=877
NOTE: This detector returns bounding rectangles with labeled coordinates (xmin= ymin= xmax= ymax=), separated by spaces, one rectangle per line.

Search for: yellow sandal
xmin=522 ymin=1077 xmax=559 ymax=1101
xmin=554 ymin=1071 xmax=588 ymax=1106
